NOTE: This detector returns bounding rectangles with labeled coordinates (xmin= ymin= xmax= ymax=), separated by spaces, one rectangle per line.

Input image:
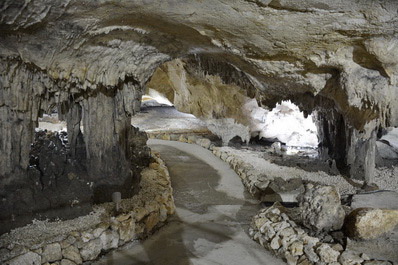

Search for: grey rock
xmin=304 ymin=245 xmax=319 ymax=263
xmin=299 ymin=184 xmax=345 ymax=232
xmin=60 ymin=260 xmax=77 ymax=265
xmin=316 ymin=243 xmax=340 ymax=263
xmin=79 ymin=239 xmax=102 ymax=261
xmin=350 ymin=191 xmax=398 ymax=210
xmin=42 ymin=243 xmax=62 ymax=263
xmin=339 ymin=250 xmax=364 ymax=265
xmin=6 ymin=251 xmax=41 ymax=265
xmin=62 ymin=245 xmax=82 ymax=264
xmin=100 ymin=230 xmax=120 ymax=251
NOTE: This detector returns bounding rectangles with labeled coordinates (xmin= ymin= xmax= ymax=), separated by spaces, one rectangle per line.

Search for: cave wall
xmin=0 ymin=60 xmax=151 ymax=233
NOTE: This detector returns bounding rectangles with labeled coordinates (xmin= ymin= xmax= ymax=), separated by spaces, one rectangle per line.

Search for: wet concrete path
xmin=93 ymin=140 xmax=284 ymax=265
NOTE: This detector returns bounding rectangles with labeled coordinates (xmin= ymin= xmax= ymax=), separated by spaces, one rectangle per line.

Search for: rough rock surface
xmin=298 ymin=184 xmax=345 ymax=232
xmin=250 ymin=204 xmax=390 ymax=265
xmin=345 ymin=208 xmax=398 ymax=240
xmin=1 ymin=1 xmax=397 ymax=195
xmin=350 ymin=191 xmax=398 ymax=210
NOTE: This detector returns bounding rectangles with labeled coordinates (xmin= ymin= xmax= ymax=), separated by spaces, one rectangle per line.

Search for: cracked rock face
xmin=1 ymin=0 xmax=397 ymax=232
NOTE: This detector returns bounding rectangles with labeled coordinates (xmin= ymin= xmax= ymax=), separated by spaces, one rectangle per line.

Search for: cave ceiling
xmin=1 ymin=0 xmax=398 ymax=127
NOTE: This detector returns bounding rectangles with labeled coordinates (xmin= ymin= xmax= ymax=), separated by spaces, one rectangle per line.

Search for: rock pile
xmin=250 ymin=204 xmax=392 ymax=265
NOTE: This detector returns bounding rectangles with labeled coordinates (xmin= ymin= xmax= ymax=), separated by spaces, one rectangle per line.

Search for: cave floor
xmin=92 ymin=140 xmax=285 ymax=265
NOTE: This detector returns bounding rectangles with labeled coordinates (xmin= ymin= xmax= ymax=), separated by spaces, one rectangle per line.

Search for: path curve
xmin=94 ymin=139 xmax=285 ymax=265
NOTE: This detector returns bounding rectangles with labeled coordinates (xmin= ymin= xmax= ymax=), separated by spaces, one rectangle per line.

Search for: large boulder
xmin=298 ymin=184 xmax=345 ymax=232
xmin=344 ymin=208 xmax=398 ymax=240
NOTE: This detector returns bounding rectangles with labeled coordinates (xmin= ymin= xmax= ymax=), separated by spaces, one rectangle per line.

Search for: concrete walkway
xmin=93 ymin=140 xmax=285 ymax=265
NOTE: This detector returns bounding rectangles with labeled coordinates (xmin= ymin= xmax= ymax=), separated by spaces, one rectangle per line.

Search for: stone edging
xmin=1 ymin=152 xmax=175 ymax=265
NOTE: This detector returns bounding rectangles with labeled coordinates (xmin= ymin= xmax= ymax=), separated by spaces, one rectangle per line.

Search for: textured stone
xmin=79 ymin=239 xmax=102 ymax=261
xmin=119 ymin=219 xmax=136 ymax=243
xmin=339 ymin=250 xmax=365 ymax=265
xmin=60 ymin=260 xmax=76 ymax=265
xmin=6 ymin=252 xmax=41 ymax=265
xmin=145 ymin=212 xmax=160 ymax=232
xmin=100 ymin=230 xmax=120 ymax=251
xmin=299 ymin=184 xmax=345 ymax=232
xmin=61 ymin=245 xmax=82 ymax=264
xmin=316 ymin=243 xmax=340 ymax=263
xmin=304 ymin=245 xmax=319 ymax=263
xmin=345 ymin=208 xmax=398 ymax=240
xmin=42 ymin=243 xmax=62 ymax=263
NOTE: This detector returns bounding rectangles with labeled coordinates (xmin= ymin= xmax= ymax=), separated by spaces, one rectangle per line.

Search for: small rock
xmin=344 ymin=208 xmax=398 ymax=240
xmin=301 ymin=235 xmax=319 ymax=247
xmin=145 ymin=212 xmax=160 ymax=232
xmin=285 ymin=251 xmax=298 ymax=265
xmin=270 ymin=236 xmax=281 ymax=250
xmin=297 ymin=256 xmax=312 ymax=265
xmin=62 ymin=245 xmax=82 ymax=264
xmin=81 ymin=231 xmax=94 ymax=243
xmin=339 ymin=250 xmax=365 ymax=265
xmin=289 ymin=241 xmax=304 ymax=256
xmin=42 ymin=243 xmax=62 ymax=263
xmin=316 ymin=243 xmax=340 ymax=263
xmin=92 ymin=227 xmax=106 ymax=238
xmin=331 ymin=243 xmax=344 ymax=253
xmin=60 ymin=236 xmax=76 ymax=249
xmin=1 ymin=245 xmax=28 ymax=262
xmin=6 ymin=252 xmax=41 ymax=265
xmin=60 ymin=259 xmax=76 ymax=265
xmin=254 ymin=217 xmax=269 ymax=228
xmin=116 ymin=213 xmax=131 ymax=222
xmin=118 ymin=219 xmax=135 ymax=243
xmin=80 ymin=239 xmax=102 ymax=261
xmin=304 ymin=245 xmax=319 ymax=263
xmin=100 ymin=230 xmax=119 ymax=251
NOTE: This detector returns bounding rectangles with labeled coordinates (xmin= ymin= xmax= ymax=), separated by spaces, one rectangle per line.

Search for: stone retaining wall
xmin=1 ymin=152 xmax=175 ymax=265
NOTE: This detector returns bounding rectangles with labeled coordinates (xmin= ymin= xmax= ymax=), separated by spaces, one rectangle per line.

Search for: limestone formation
xmin=344 ymin=208 xmax=398 ymax=240
xmin=0 ymin=1 xmax=397 ymax=194
xmin=299 ymin=184 xmax=345 ymax=232
xmin=1 ymin=0 xmax=398 ymax=263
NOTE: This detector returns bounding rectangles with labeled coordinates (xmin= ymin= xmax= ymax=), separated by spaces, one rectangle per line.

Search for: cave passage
xmin=93 ymin=139 xmax=285 ymax=265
